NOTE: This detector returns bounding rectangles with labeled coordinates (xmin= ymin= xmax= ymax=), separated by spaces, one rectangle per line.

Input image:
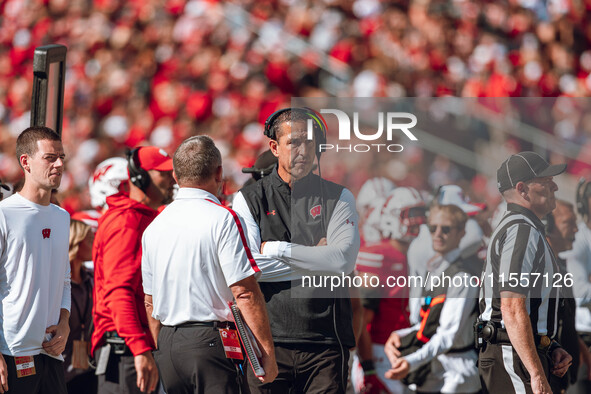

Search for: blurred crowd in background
xmin=1 ymin=0 xmax=591 ymax=215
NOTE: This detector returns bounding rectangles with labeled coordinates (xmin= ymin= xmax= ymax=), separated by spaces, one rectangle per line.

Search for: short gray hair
xmin=173 ymin=136 xmax=221 ymax=185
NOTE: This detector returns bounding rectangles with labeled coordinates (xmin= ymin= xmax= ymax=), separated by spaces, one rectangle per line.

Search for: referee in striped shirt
xmin=478 ymin=152 xmax=572 ymax=394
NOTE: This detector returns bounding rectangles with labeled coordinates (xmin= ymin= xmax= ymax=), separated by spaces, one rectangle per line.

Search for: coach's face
xmin=148 ymin=169 xmax=175 ymax=205
xmin=522 ymin=176 xmax=558 ymax=218
xmin=271 ymin=120 xmax=316 ymax=182
xmin=23 ymin=139 xmax=65 ymax=191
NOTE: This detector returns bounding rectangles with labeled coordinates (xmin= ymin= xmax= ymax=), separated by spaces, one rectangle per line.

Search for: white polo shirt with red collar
xmin=141 ymin=187 xmax=260 ymax=326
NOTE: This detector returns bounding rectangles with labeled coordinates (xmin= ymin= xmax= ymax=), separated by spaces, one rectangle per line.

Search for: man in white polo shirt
xmin=141 ymin=135 xmax=277 ymax=394
xmin=0 ymin=126 xmax=71 ymax=394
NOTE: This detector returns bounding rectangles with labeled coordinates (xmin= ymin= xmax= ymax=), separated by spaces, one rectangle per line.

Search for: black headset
xmin=263 ymin=107 xmax=327 ymax=158
xmin=576 ymin=178 xmax=591 ymax=220
xmin=126 ymin=148 xmax=150 ymax=192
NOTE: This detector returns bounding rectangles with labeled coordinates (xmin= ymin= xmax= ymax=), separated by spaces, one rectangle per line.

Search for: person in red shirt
xmin=353 ymin=187 xmax=426 ymax=394
xmin=91 ymin=146 xmax=175 ymax=394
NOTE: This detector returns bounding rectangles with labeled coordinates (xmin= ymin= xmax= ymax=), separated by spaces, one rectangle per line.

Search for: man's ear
xmin=172 ymin=170 xmax=179 ymax=185
xmin=19 ymin=154 xmax=29 ymax=172
xmin=516 ymin=182 xmax=528 ymax=198
xmin=269 ymin=139 xmax=280 ymax=157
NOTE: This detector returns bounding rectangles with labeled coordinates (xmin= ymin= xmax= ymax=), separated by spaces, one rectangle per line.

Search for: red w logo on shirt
xmin=310 ymin=205 xmax=322 ymax=219
xmin=42 ymin=229 xmax=51 ymax=239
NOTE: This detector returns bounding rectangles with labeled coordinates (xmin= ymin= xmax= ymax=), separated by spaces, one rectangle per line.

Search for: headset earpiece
xmin=126 ymin=148 xmax=150 ymax=192
xmin=263 ymin=108 xmax=290 ymax=140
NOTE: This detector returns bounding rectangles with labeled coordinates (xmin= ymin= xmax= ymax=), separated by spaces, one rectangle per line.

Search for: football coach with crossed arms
xmin=141 ymin=135 xmax=277 ymax=393
xmin=478 ymin=152 xmax=572 ymax=394
xmin=233 ymin=108 xmax=360 ymax=393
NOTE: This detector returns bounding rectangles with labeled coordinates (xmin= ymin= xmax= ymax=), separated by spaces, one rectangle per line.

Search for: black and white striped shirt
xmin=479 ymin=203 xmax=560 ymax=338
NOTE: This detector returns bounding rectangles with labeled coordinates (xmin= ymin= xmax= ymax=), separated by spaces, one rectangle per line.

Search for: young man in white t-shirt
xmin=0 ymin=126 xmax=71 ymax=394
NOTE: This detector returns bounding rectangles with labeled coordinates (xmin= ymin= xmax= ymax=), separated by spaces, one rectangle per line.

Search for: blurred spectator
xmin=545 ymin=200 xmax=583 ymax=393
xmin=352 ymin=187 xmax=426 ymax=394
xmin=427 ymin=156 xmax=463 ymax=190
xmin=565 ymin=180 xmax=591 ymax=394
xmin=65 ymin=219 xmax=96 ymax=394
xmin=384 ymin=204 xmax=482 ymax=393
xmin=407 ymin=184 xmax=485 ymax=325
xmin=357 ymin=176 xmax=396 ymax=244
xmin=0 ymin=0 xmax=589 ymax=213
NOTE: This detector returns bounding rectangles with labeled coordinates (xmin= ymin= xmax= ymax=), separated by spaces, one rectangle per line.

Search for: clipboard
xmin=228 ymin=301 xmax=265 ymax=377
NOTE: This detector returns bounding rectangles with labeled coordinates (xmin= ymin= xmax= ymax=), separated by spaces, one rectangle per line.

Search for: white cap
xmin=436 ymin=185 xmax=483 ymax=215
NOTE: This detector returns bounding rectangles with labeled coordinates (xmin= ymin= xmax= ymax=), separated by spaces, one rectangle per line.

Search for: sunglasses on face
xmin=428 ymin=224 xmax=456 ymax=234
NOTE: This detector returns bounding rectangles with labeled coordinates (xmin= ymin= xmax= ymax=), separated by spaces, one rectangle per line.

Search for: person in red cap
xmin=91 ymin=146 xmax=175 ymax=394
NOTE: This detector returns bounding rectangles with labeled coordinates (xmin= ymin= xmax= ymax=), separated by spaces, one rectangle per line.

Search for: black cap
xmin=497 ymin=151 xmax=566 ymax=193
xmin=241 ymin=150 xmax=277 ymax=180
xmin=0 ymin=179 xmax=9 ymax=192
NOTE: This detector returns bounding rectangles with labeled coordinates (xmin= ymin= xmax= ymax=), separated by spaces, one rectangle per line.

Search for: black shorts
xmin=479 ymin=343 xmax=550 ymax=394
xmin=247 ymin=343 xmax=349 ymax=394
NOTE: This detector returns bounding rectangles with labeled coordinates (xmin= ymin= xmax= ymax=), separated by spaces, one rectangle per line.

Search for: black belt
xmin=172 ymin=321 xmax=236 ymax=330
xmin=482 ymin=322 xmax=551 ymax=350
xmin=491 ymin=327 xmax=511 ymax=344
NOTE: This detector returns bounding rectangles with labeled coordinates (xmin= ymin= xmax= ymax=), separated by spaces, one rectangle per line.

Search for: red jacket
xmin=356 ymin=241 xmax=410 ymax=345
xmin=91 ymin=193 xmax=158 ymax=356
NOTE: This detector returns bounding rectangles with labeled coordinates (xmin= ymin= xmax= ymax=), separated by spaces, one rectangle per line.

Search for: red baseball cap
xmin=137 ymin=147 xmax=173 ymax=171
